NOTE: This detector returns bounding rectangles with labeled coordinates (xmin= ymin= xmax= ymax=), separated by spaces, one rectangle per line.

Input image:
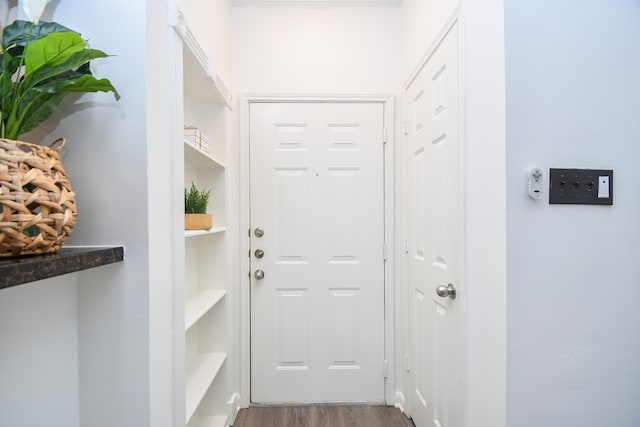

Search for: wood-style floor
xmin=232 ymin=404 xmax=415 ymax=427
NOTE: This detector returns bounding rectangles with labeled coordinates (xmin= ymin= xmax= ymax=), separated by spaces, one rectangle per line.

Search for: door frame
xmin=238 ymin=94 xmax=397 ymax=407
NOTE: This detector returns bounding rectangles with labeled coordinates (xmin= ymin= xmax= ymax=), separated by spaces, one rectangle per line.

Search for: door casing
xmin=238 ymin=94 xmax=396 ymax=406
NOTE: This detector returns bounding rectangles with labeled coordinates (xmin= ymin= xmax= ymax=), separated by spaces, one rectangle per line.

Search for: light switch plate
xmin=549 ymin=168 xmax=613 ymax=205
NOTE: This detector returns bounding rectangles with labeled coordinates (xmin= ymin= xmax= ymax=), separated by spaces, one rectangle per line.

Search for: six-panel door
xmin=406 ymin=21 xmax=465 ymax=427
xmin=249 ymin=102 xmax=386 ymax=403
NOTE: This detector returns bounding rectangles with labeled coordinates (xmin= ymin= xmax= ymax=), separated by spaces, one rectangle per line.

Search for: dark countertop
xmin=0 ymin=246 xmax=124 ymax=290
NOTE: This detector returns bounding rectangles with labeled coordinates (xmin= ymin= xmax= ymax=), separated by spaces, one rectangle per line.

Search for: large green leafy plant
xmin=0 ymin=18 xmax=119 ymax=140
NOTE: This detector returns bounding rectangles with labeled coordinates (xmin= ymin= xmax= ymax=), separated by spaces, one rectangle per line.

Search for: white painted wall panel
xmin=0 ymin=277 xmax=80 ymax=427
xmin=505 ymin=1 xmax=640 ymax=426
xmin=232 ymin=6 xmax=401 ymax=94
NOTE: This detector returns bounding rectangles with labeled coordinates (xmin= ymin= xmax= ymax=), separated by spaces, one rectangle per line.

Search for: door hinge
xmin=383 ymin=126 xmax=388 ymax=144
xmin=405 ymin=354 xmax=410 ymax=372
xmin=404 ymin=239 xmax=409 ymax=254
xmin=403 ymin=120 xmax=408 ymax=136
xmin=383 ymin=243 xmax=388 ymax=261
xmin=383 ymin=360 xmax=389 ymax=378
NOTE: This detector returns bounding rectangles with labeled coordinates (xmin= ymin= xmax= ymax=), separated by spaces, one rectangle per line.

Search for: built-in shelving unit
xmin=173 ymin=10 xmax=231 ymax=427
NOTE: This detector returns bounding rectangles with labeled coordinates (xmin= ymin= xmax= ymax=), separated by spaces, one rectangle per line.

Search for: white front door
xmin=406 ymin=21 xmax=465 ymax=427
xmin=249 ymin=102 xmax=385 ymax=403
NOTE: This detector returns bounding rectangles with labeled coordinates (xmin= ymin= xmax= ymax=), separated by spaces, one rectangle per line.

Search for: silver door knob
xmin=254 ymin=227 xmax=264 ymax=238
xmin=254 ymin=269 xmax=265 ymax=280
xmin=254 ymin=249 xmax=264 ymax=258
xmin=436 ymin=283 xmax=456 ymax=300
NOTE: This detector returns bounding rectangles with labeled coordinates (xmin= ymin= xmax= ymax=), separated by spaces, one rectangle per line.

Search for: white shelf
xmin=185 ymin=227 xmax=226 ymax=238
xmin=185 ymin=140 xmax=226 ymax=169
xmin=185 ymin=290 xmax=226 ymax=331
xmin=194 ymin=415 xmax=227 ymax=427
xmin=185 ymin=353 xmax=227 ymax=424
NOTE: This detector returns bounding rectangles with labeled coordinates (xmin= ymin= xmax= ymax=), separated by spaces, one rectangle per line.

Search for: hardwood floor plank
xmin=232 ymin=404 xmax=415 ymax=427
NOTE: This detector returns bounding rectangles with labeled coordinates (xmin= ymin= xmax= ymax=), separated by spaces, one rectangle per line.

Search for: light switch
xmin=598 ymin=176 xmax=610 ymax=199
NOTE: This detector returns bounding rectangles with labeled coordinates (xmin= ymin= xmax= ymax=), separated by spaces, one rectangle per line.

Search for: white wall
xmin=146 ymin=1 xmax=179 ymax=426
xmin=0 ymin=276 xmax=80 ymax=427
xmin=400 ymin=0 xmax=459 ymax=81
xmin=505 ymin=1 xmax=640 ymax=426
xmin=232 ymin=5 xmax=401 ymax=94
xmin=462 ymin=0 xmax=508 ymax=426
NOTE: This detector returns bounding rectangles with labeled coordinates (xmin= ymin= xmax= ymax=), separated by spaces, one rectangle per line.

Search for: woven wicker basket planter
xmin=0 ymin=138 xmax=77 ymax=257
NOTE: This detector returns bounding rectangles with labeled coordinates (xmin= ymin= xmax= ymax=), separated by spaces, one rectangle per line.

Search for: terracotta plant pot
xmin=185 ymin=213 xmax=212 ymax=230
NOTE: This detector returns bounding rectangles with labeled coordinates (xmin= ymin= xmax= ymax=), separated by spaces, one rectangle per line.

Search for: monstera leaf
xmin=0 ymin=20 xmax=119 ymax=139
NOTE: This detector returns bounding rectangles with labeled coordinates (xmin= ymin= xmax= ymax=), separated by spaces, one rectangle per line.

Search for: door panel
xmin=407 ymin=21 xmax=464 ymax=427
xmin=250 ymin=102 xmax=385 ymax=403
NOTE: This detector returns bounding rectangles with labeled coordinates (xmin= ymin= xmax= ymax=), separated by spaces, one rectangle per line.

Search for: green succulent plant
xmin=0 ymin=19 xmax=120 ymax=140
xmin=184 ymin=182 xmax=211 ymax=214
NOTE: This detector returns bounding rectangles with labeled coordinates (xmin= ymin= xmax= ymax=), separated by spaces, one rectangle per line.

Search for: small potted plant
xmin=184 ymin=182 xmax=212 ymax=230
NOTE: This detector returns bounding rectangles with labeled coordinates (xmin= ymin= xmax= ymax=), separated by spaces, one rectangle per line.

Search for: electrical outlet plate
xmin=549 ymin=168 xmax=613 ymax=205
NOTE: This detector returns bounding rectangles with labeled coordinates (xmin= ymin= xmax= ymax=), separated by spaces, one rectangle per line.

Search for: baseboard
xmin=394 ymin=392 xmax=407 ymax=414
xmin=226 ymin=392 xmax=242 ymax=426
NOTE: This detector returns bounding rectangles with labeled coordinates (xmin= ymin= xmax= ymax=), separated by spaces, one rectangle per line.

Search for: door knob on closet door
xmin=436 ymin=283 xmax=456 ymax=300
xmin=254 ymin=227 xmax=264 ymax=238
xmin=254 ymin=269 xmax=265 ymax=280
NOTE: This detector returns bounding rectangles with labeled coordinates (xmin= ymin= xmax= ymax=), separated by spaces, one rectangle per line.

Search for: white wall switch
xmin=598 ymin=176 xmax=610 ymax=199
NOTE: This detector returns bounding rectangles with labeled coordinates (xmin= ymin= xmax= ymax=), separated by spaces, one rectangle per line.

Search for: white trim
xmin=238 ymin=93 xmax=396 ymax=406
xmin=403 ymin=4 xmax=462 ymax=91
xmin=171 ymin=28 xmax=187 ymax=427
xmin=394 ymin=391 xmax=407 ymax=413
xmin=172 ymin=12 xmax=209 ymax=76
xmin=226 ymin=392 xmax=242 ymax=425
